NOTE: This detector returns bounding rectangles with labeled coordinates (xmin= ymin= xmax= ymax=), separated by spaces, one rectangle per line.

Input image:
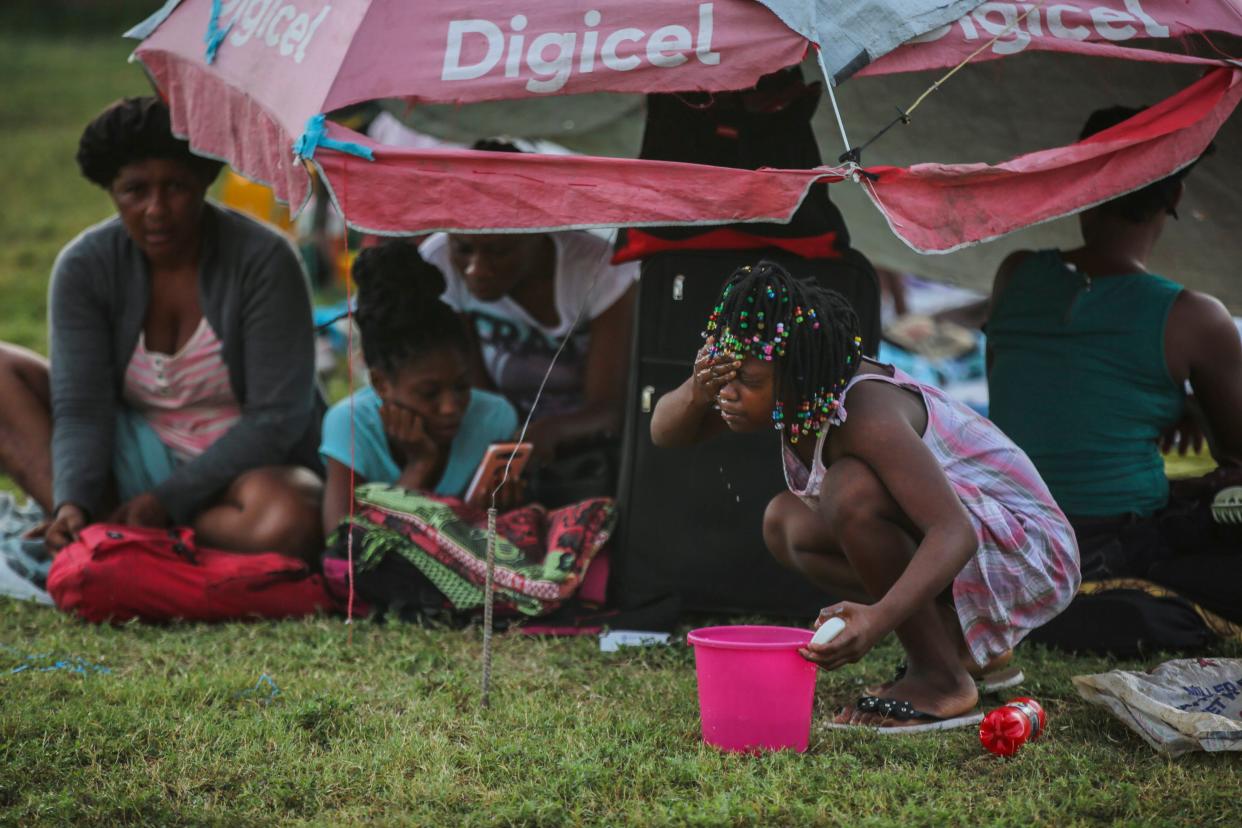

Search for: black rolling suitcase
xmin=611 ymin=247 xmax=881 ymax=616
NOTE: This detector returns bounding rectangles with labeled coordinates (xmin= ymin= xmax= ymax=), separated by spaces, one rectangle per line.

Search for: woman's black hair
xmin=76 ymin=96 xmax=225 ymax=189
xmin=352 ymin=240 xmax=470 ymax=377
xmin=1080 ymin=105 xmax=1215 ymax=223
xmin=704 ymin=260 xmax=862 ymax=443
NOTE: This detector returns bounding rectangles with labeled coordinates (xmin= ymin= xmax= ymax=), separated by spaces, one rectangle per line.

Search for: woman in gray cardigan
xmin=0 ymin=97 xmax=323 ymax=559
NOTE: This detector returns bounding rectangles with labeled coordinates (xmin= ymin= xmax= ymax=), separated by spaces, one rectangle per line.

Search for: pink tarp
xmin=312 ymin=65 xmax=1240 ymax=248
xmin=132 ymin=0 xmax=1242 ymax=252
xmin=861 ymin=67 xmax=1242 ymax=252
xmin=308 ymin=65 xmax=1242 ymax=250
xmin=145 ymin=40 xmax=840 ymax=233
xmin=316 ymin=131 xmax=843 ymax=236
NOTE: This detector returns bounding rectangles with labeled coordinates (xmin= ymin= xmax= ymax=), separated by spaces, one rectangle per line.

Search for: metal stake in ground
xmin=481 ymin=505 xmax=498 ymax=708
xmin=475 ymin=242 xmax=609 ymax=709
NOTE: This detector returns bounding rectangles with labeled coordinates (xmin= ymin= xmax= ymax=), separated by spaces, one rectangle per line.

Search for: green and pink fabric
xmin=327 ymin=484 xmax=615 ymax=616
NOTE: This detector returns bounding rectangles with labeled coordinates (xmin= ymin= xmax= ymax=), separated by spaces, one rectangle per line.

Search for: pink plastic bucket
xmin=687 ymin=625 xmax=818 ymax=753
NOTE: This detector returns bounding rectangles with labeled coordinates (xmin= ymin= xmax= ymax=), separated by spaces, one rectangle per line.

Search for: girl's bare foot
xmin=864 ymin=649 xmax=1015 ymax=696
xmin=837 ymin=664 xmax=979 ymax=728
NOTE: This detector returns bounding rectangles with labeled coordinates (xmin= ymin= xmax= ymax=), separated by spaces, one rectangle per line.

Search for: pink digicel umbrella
xmin=132 ymin=0 xmax=820 ymax=233
xmin=130 ymin=0 xmax=1242 ymax=253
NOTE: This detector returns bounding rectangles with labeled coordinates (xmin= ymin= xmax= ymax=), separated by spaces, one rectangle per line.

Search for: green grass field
xmin=2 ymin=30 xmax=1241 ymax=827
xmin=0 ymin=34 xmax=147 ymax=353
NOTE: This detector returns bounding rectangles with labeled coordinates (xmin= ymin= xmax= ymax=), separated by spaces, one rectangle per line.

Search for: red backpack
xmin=48 ymin=524 xmax=336 ymax=624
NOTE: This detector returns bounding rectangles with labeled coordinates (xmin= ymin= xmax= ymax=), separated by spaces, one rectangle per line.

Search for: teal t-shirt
xmin=987 ymin=250 xmax=1184 ymax=518
xmin=319 ymin=386 xmax=518 ymax=498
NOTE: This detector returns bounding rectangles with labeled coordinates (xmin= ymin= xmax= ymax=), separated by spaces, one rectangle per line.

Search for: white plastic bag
xmin=1073 ymin=658 xmax=1242 ymax=757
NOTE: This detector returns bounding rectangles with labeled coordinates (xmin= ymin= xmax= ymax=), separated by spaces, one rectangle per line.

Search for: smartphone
xmin=465 ymin=442 xmax=533 ymax=505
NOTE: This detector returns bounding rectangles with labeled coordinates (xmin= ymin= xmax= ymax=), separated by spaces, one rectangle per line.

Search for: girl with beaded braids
xmin=318 ymin=241 xmax=519 ymax=536
xmin=652 ymin=261 xmax=1079 ymax=733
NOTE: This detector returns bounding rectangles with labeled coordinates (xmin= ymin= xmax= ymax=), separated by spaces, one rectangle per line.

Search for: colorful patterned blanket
xmin=325 ymin=484 xmax=615 ymax=616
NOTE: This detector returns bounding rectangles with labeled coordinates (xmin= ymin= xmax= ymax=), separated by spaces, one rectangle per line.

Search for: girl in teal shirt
xmin=319 ymin=242 xmax=518 ymax=536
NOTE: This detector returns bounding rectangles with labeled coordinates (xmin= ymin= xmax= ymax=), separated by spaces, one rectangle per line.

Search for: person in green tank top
xmin=986 ymin=106 xmax=1242 ymax=650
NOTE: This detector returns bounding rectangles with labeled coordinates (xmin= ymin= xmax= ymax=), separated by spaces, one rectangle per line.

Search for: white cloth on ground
xmin=0 ymin=493 xmax=52 ymax=605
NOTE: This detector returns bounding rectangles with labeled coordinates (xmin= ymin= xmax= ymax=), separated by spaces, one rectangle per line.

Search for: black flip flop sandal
xmin=824 ymin=695 xmax=984 ymax=734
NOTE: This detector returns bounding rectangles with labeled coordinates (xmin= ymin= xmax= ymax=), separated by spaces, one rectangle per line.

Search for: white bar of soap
xmin=810 ymin=617 xmax=846 ymax=646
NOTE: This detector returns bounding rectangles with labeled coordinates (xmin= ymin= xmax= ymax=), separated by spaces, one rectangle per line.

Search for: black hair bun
xmin=76 ymin=96 xmax=224 ymax=189
xmin=351 ymin=240 xmax=467 ymax=375
xmin=352 ymin=240 xmax=446 ymax=304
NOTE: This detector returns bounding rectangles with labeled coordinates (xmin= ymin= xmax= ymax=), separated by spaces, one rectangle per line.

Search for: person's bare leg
xmin=765 ymin=487 xmax=1005 ymax=682
xmin=0 ymin=344 xmax=53 ymax=511
xmin=763 ymin=492 xmax=869 ymax=602
xmin=818 ymin=458 xmax=978 ymax=726
xmin=193 ymin=466 xmax=323 ymax=560
xmin=864 ymin=605 xmax=1014 ymax=695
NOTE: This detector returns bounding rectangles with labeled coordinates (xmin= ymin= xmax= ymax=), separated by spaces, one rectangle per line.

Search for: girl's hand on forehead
xmin=692 ymin=336 xmax=741 ymax=407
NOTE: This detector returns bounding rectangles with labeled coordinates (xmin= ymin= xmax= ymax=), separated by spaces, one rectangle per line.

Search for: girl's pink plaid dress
xmin=783 ymin=366 xmax=1080 ymax=666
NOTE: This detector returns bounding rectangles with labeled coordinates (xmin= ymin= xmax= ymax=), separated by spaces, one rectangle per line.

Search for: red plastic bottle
xmin=979 ymin=697 xmax=1046 ymax=756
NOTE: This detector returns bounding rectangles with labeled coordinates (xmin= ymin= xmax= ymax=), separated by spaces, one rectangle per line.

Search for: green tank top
xmin=987 ymin=250 xmax=1184 ymax=518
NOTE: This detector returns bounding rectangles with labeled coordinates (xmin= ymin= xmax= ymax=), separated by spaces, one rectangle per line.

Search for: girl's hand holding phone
xmin=465 ymin=443 xmax=533 ymax=510
xmin=469 ymin=475 xmax=525 ymax=511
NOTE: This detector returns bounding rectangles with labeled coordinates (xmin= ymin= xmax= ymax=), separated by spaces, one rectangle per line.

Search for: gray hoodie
xmin=48 ymin=202 xmax=322 ymax=524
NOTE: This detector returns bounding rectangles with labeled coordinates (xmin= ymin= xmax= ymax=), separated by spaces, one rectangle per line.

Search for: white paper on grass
xmin=1073 ymin=658 xmax=1242 ymax=757
xmin=599 ymin=630 xmax=671 ymax=652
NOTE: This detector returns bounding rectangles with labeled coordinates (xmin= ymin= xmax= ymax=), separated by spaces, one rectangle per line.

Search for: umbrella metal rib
xmin=480 ymin=247 xmax=611 ymax=709
xmin=838 ymin=1 xmax=1046 ymax=164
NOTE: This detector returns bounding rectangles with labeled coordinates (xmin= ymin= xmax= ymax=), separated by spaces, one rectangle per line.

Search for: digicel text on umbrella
xmin=442 ymin=4 xmax=722 ymax=94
